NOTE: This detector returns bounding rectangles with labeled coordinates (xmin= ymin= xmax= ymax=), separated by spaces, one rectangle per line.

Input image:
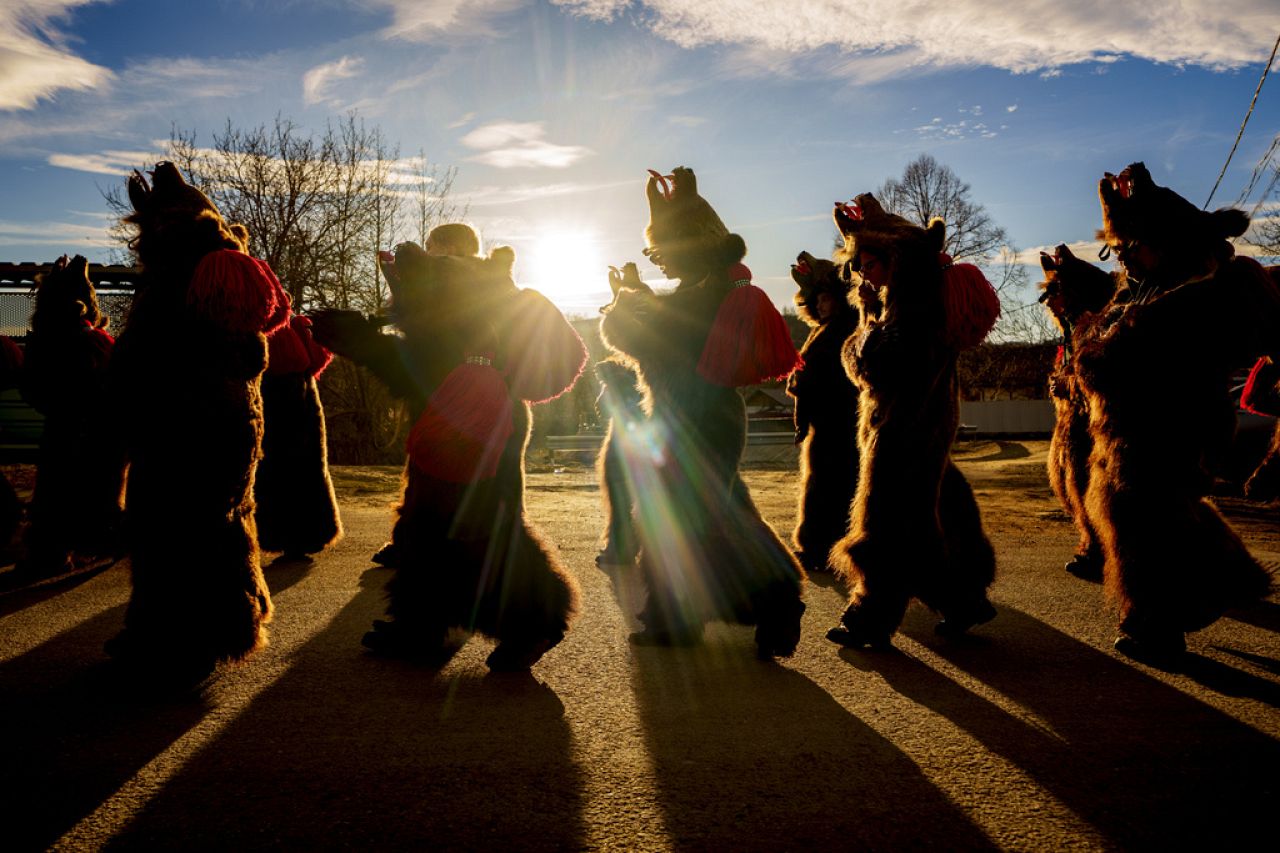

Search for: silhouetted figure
xmin=826 ymin=194 xmax=999 ymax=650
xmin=1038 ymin=245 xmax=1117 ymax=581
xmin=106 ymin=163 xmax=285 ymax=681
xmin=18 ymin=255 xmax=122 ymax=576
xmin=1075 ymin=163 xmax=1280 ymax=665
xmin=312 ymin=243 xmax=586 ymax=671
xmin=599 ymin=167 xmax=805 ymax=657
xmin=786 ymin=251 xmax=861 ymax=574
xmin=594 ymin=358 xmax=643 ymax=568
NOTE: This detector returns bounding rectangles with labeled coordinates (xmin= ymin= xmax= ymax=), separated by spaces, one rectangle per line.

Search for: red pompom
xmin=503 ymin=289 xmax=588 ymax=403
xmin=407 ymin=356 xmax=514 ymax=483
xmin=940 ymin=254 xmax=1000 ymax=349
xmin=697 ymin=264 xmax=800 ymax=386
xmin=266 ymin=319 xmax=310 ymax=375
xmin=188 ymin=249 xmax=287 ymax=335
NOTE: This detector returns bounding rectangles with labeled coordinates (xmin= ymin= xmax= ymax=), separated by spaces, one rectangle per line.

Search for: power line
xmin=1236 ymin=130 xmax=1280 ymax=207
xmin=1205 ymin=29 xmax=1280 ymax=210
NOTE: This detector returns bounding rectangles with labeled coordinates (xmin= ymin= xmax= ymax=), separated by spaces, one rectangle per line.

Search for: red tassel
xmin=940 ymin=254 xmax=1001 ymax=349
xmin=697 ymin=264 xmax=800 ymax=386
xmin=188 ymin=249 xmax=287 ymax=335
xmin=407 ymin=356 xmax=514 ymax=483
xmin=503 ymin=289 xmax=588 ymax=403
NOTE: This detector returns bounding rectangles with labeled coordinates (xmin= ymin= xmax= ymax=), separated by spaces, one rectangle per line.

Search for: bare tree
xmin=876 ymin=154 xmax=1047 ymax=342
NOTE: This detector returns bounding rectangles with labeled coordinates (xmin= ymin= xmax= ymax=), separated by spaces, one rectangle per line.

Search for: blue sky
xmin=3 ymin=0 xmax=1280 ymax=317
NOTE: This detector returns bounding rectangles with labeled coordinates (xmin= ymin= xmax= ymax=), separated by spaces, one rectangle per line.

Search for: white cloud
xmin=367 ymin=0 xmax=526 ymax=41
xmin=448 ymin=111 xmax=477 ymax=129
xmin=1006 ymin=105 xmax=1019 ymax=113
xmin=551 ymin=0 xmax=1280 ymax=73
xmin=47 ymin=148 xmax=165 ymax=176
xmin=303 ymin=56 xmax=365 ymax=106
xmin=461 ymin=177 xmax=633 ymax=207
xmin=0 ymin=218 xmax=112 ymax=248
xmin=461 ymin=121 xmax=593 ymax=169
xmin=0 ymin=1 xmax=112 ymax=111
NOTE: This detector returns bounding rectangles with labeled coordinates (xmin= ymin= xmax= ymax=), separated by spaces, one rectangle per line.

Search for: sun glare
xmin=523 ymin=230 xmax=610 ymax=315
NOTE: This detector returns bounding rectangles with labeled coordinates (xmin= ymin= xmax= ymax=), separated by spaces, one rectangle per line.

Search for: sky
xmin=3 ymin=0 xmax=1280 ymax=317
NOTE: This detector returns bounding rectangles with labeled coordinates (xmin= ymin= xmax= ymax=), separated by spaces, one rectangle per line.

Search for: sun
xmin=522 ymin=229 xmax=610 ymax=315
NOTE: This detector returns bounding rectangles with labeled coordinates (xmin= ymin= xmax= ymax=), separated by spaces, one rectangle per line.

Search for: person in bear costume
xmin=0 ymin=335 xmax=24 ymax=552
xmin=1074 ymin=162 xmax=1280 ymax=664
xmin=594 ymin=355 xmax=643 ymax=568
xmin=311 ymin=242 xmax=586 ymax=671
xmin=241 ymin=223 xmax=342 ymax=561
xmin=598 ymin=167 xmax=806 ymax=657
xmin=1038 ymin=245 xmax=1117 ymax=582
xmin=18 ymin=255 xmax=123 ymax=575
xmin=826 ymin=193 xmax=999 ymax=650
xmin=106 ymin=162 xmax=287 ymax=679
xmin=786 ymin=251 xmax=861 ymax=575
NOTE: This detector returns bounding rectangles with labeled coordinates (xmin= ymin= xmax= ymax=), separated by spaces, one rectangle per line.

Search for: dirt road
xmin=2 ymin=441 xmax=1277 ymax=851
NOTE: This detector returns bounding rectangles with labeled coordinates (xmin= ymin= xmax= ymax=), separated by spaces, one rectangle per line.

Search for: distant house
xmin=743 ymin=386 xmax=793 ymax=433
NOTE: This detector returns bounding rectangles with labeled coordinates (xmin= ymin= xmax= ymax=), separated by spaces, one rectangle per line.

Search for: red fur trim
xmin=0 ymin=336 xmax=22 ymax=373
xmin=187 ymin=249 xmax=288 ymax=335
xmin=266 ymin=315 xmax=333 ymax=377
xmin=1055 ymin=345 xmax=1065 ymax=366
xmin=1241 ymin=357 xmax=1280 ymax=416
xmin=698 ymin=268 xmax=800 ymax=386
xmin=504 ymin=290 xmax=588 ymax=403
xmin=941 ymin=255 xmax=1001 ymax=349
xmin=407 ymin=358 xmax=514 ymax=483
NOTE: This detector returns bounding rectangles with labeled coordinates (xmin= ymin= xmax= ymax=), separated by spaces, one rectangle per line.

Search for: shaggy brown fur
xmin=1038 ymin=245 xmax=1117 ymax=580
xmin=1076 ymin=162 xmax=1280 ymax=661
xmin=599 ymin=168 xmax=805 ymax=657
xmin=827 ymin=194 xmax=996 ymax=649
xmin=19 ymin=255 xmax=124 ymax=574
xmin=786 ymin=251 xmax=860 ymax=574
xmin=594 ymin=356 xmax=643 ymax=568
xmin=311 ymin=245 xmax=581 ymax=671
xmin=106 ymin=163 xmax=280 ymax=679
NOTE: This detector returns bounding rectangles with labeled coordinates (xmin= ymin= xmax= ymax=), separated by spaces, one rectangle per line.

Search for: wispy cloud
xmin=461 ymin=177 xmax=633 ymax=207
xmin=0 ymin=1 xmax=112 ymax=111
xmin=552 ymin=0 xmax=1280 ymax=73
xmin=368 ymin=0 xmax=526 ymax=41
xmin=461 ymin=121 xmax=593 ymax=169
xmin=48 ymin=148 xmax=166 ymax=176
xmin=0 ymin=218 xmax=112 ymax=248
xmin=303 ymin=56 xmax=365 ymax=106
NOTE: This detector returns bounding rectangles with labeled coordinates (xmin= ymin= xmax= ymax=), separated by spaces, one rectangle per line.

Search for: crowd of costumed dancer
xmin=7 ymin=159 xmax=1278 ymax=681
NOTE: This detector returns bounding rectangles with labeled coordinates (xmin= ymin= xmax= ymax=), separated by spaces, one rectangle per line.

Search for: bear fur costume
xmin=1038 ymin=245 xmax=1118 ymax=581
xmin=826 ymin=193 xmax=997 ymax=650
xmin=1075 ymin=162 xmax=1280 ymax=662
xmin=786 ymin=251 xmax=861 ymax=574
xmin=599 ymin=167 xmax=806 ymax=657
xmin=594 ymin=356 xmax=643 ymax=568
xmin=18 ymin=255 xmax=124 ymax=575
xmin=242 ymin=225 xmax=342 ymax=559
xmin=106 ymin=163 xmax=286 ymax=678
xmin=1240 ymin=267 xmax=1280 ymax=501
xmin=311 ymin=243 xmax=584 ymax=671
xmin=0 ymin=336 xmax=23 ymax=549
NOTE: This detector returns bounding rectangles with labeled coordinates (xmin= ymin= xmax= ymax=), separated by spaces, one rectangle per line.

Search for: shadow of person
xmin=1221 ymin=599 xmax=1280 ymax=633
xmin=0 ymin=559 xmax=116 ymax=618
xmin=0 ymin=603 xmax=212 ymax=851
xmin=104 ymin=568 xmax=586 ymax=852
xmin=629 ymin=637 xmax=993 ymax=850
xmin=866 ymin=605 xmax=1280 ymax=849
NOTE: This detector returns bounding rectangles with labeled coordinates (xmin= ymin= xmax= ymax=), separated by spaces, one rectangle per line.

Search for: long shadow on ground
xmin=629 ymin=640 xmax=994 ymax=850
xmin=105 ymin=568 xmax=586 ymax=851
xmin=0 ymin=604 xmax=211 ymax=851
xmin=839 ymin=605 xmax=1280 ymax=849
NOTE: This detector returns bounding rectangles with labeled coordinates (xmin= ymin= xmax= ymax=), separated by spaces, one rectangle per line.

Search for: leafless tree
xmin=875 ymin=154 xmax=1050 ymax=342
